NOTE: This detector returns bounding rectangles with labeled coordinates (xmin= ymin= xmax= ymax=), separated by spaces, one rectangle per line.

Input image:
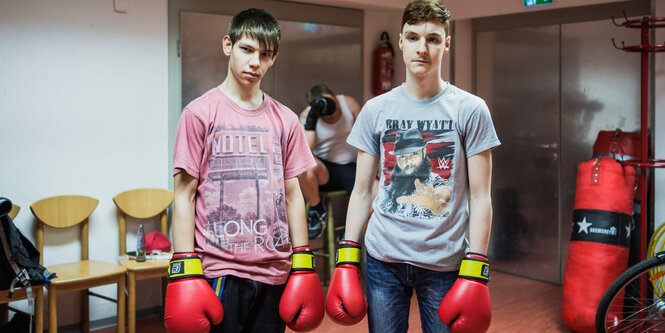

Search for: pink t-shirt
xmin=173 ymin=87 xmax=315 ymax=285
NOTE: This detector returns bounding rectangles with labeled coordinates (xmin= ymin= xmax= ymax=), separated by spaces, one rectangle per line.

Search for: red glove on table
xmin=279 ymin=246 xmax=325 ymax=332
xmin=325 ymin=240 xmax=367 ymax=325
xmin=164 ymin=253 xmax=224 ymax=333
xmin=438 ymin=252 xmax=492 ymax=333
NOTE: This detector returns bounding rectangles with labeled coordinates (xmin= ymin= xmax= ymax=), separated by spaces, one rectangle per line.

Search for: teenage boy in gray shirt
xmin=324 ymin=1 xmax=501 ymax=332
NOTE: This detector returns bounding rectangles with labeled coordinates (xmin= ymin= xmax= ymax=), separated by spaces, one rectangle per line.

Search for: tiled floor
xmin=93 ymin=270 xmax=569 ymax=332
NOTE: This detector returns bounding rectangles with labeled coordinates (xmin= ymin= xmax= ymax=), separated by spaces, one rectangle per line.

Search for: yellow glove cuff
xmin=459 ymin=257 xmax=490 ymax=283
xmin=168 ymin=255 xmax=204 ymax=280
xmin=336 ymin=241 xmax=361 ymax=266
xmin=292 ymin=247 xmax=315 ymax=271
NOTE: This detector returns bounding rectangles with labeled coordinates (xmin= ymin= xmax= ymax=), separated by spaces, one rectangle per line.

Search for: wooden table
xmin=119 ymin=258 xmax=169 ymax=333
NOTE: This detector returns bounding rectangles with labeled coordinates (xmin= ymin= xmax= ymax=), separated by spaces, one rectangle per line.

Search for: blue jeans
xmin=365 ymin=253 xmax=458 ymax=333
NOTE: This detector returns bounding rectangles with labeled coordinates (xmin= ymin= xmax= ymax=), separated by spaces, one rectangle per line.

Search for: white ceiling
xmin=280 ymin=0 xmax=410 ymax=11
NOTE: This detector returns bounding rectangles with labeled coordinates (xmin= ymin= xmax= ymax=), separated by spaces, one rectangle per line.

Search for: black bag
xmin=0 ymin=197 xmax=53 ymax=294
xmin=0 ymin=197 xmax=54 ymax=333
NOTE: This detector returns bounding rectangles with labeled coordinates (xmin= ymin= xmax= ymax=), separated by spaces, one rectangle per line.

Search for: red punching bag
xmin=592 ymin=129 xmax=643 ymax=162
xmin=562 ymin=156 xmax=636 ymax=333
xmin=593 ymin=129 xmax=645 ymax=271
xmin=372 ymin=31 xmax=393 ymax=96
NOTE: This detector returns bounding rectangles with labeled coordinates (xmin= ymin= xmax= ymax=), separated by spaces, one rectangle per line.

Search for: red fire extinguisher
xmin=372 ymin=31 xmax=394 ymax=96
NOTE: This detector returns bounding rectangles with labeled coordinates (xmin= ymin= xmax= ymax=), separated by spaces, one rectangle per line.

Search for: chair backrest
xmin=8 ymin=203 xmax=20 ymax=220
xmin=30 ymin=195 xmax=99 ymax=265
xmin=112 ymin=188 xmax=174 ymax=256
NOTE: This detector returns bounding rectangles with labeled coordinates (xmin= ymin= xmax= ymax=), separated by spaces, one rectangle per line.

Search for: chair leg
xmin=326 ymin=197 xmax=336 ymax=283
xmin=35 ymin=287 xmax=44 ymax=333
xmin=82 ymin=290 xmax=89 ymax=333
xmin=117 ymin=276 xmax=126 ymax=333
xmin=161 ymin=276 xmax=168 ymax=311
xmin=48 ymin=285 xmax=57 ymax=333
xmin=0 ymin=303 xmax=8 ymax=326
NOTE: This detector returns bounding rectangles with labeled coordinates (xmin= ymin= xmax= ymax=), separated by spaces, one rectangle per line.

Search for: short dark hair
xmin=306 ymin=84 xmax=335 ymax=106
xmin=228 ymin=8 xmax=281 ymax=53
xmin=401 ymin=0 xmax=451 ymax=35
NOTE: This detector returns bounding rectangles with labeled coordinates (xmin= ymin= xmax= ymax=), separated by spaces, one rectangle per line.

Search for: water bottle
xmin=136 ymin=224 xmax=146 ymax=262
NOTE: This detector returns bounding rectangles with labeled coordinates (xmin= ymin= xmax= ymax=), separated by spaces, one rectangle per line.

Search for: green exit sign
xmin=524 ymin=0 xmax=553 ymax=6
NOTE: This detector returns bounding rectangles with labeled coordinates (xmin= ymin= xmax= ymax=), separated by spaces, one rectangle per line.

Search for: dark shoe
xmin=307 ymin=210 xmax=327 ymax=239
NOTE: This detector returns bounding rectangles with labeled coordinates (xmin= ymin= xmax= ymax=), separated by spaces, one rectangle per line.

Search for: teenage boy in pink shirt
xmin=164 ymin=8 xmax=323 ymax=333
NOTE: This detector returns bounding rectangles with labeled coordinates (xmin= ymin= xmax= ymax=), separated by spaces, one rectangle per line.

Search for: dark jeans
xmin=365 ymin=253 xmax=457 ymax=333
xmin=206 ymin=275 xmax=286 ymax=333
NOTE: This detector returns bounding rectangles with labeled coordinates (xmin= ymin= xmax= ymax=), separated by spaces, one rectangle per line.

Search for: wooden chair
xmin=321 ymin=191 xmax=351 ymax=283
xmin=8 ymin=203 xmax=20 ymax=220
xmin=308 ymin=190 xmax=351 ymax=285
xmin=0 ymin=202 xmax=44 ymax=333
xmin=31 ymin=195 xmax=126 ymax=333
xmin=113 ymin=188 xmax=173 ymax=333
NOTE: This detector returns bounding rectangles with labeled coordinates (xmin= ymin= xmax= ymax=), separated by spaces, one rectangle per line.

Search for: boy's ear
xmin=398 ymin=33 xmax=404 ymax=50
xmin=444 ymin=36 xmax=451 ymax=54
xmin=222 ymin=35 xmax=233 ymax=56
xmin=263 ymin=51 xmax=278 ymax=69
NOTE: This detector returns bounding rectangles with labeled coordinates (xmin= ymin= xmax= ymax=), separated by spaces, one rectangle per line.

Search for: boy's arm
xmin=173 ymin=172 xmax=198 ymax=252
xmin=467 ymin=149 xmax=493 ymax=255
xmin=304 ymin=129 xmax=317 ymax=151
xmin=343 ymin=150 xmax=380 ymax=242
xmin=285 ymin=176 xmax=309 ymax=247
xmin=166 ymin=171 xmax=224 ymax=332
xmin=343 ymin=96 xmax=362 ymax=121
xmin=325 ymin=150 xmax=375 ymax=325
xmin=280 ymin=176 xmax=326 ymax=331
xmin=300 ymin=108 xmax=318 ymax=151
xmin=438 ymin=149 xmax=493 ymax=331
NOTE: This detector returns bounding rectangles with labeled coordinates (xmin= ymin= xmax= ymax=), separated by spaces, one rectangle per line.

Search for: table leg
xmin=128 ymin=271 xmax=136 ymax=333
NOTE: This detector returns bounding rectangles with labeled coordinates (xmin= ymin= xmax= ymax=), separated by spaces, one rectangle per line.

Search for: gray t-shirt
xmin=347 ymin=83 xmax=500 ymax=271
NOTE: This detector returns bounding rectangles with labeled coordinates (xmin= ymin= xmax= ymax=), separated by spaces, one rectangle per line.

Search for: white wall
xmin=0 ymin=0 xmax=168 ymax=326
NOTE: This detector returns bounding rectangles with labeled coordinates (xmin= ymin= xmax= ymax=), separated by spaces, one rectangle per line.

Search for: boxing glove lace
xmin=438 ymin=252 xmax=491 ymax=333
xmin=325 ymin=240 xmax=367 ymax=325
xmin=279 ymin=246 xmax=325 ymax=332
xmin=164 ymin=252 xmax=224 ymax=333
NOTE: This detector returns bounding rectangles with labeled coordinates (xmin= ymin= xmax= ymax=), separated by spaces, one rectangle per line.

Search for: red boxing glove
xmin=164 ymin=253 xmax=224 ymax=333
xmin=279 ymin=246 xmax=325 ymax=332
xmin=438 ymin=252 xmax=492 ymax=333
xmin=325 ymin=240 xmax=367 ymax=325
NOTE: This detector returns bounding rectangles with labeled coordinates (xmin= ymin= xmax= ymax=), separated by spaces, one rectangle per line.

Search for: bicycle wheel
xmin=596 ymin=252 xmax=665 ymax=332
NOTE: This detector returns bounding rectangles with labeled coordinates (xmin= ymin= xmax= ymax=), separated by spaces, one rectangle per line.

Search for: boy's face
xmin=399 ymin=20 xmax=451 ymax=79
xmin=223 ymin=34 xmax=278 ymax=88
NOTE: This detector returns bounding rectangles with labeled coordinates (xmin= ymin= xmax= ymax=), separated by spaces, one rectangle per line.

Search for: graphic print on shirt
xmin=203 ymin=124 xmax=290 ymax=255
xmin=381 ymin=119 xmax=455 ymax=219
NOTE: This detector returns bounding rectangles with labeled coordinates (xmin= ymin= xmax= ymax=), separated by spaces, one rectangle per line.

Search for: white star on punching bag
xmin=577 ymin=217 xmax=592 ymax=234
